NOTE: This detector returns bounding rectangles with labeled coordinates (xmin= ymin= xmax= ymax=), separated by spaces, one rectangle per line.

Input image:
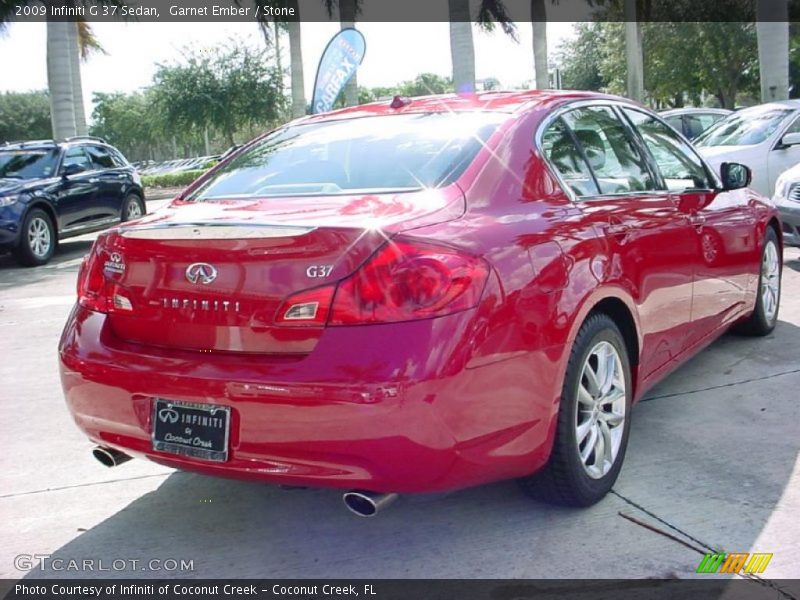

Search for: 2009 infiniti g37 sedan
xmin=59 ymin=91 xmax=782 ymax=515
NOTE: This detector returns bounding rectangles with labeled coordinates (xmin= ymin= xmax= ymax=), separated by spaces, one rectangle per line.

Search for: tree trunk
xmin=449 ymin=0 xmax=475 ymax=93
xmin=287 ymin=18 xmax=306 ymax=118
xmin=531 ymin=0 xmax=548 ymax=89
xmin=756 ymin=0 xmax=789 ymax=102
xmin=47 ymin=20 xmax=77 ymax=139
xmin=67 ymin=21 xmax=87 ymax=135
xmin=339 ymin=0 xmax=358 ymax=106
xmin=623 ymin=0 xmax=644 ymax=102
xmin=273 ymin=21 xmax=283 ymax=79
xmin=203 ymin=125 xmax=210 ymax=156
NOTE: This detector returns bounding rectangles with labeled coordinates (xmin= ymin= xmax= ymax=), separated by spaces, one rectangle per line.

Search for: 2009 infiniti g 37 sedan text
xmin=58 ymin=91 xmax=782 ymax=515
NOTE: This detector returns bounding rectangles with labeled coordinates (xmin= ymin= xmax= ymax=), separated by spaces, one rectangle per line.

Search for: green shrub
xmin=142 ymin=169 xmax=207 ymax=189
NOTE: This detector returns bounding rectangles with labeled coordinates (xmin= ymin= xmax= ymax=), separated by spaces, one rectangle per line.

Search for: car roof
xmin=295 ymin=89 xmax=632 ymax=125
xmin=660 ymin=107 xmax=732 ymax=117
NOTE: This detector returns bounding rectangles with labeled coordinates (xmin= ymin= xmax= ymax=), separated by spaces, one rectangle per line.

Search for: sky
xmin=0 ymin=21 xmax=576 ymax=122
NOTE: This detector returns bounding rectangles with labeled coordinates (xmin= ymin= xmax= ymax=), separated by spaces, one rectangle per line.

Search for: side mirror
xmin=780 ymin=132 xmax=800 ymax=148
xmin=61 ymin=163 xmax=86 ymax=177
xmin=720 ymin=162 xmax=751 ymax=191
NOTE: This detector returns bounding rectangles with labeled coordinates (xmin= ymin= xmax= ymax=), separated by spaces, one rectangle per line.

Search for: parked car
xmin=695 ymin=100 xmax=800 ymax=196
xmin=773 ymin=162 xmax=800 ymax=246
xmin=660 ymin=107 xmax=731 ymax=140
xmin=59 ymin=91 xmax=782 ymax=515
xmin=0 ymin=136 xmax=145 ymax=266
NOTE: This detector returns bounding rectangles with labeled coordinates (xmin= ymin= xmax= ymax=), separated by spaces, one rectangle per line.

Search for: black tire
xmin=519 ymin=312 xmax=632 ymax=507
xmin=121 ymin=193 xmax=145 ymax=222
xmin=734 ymin=227 xmax=781 ymax=337
xmin=13 ymin=208 xmax=56 ymax=267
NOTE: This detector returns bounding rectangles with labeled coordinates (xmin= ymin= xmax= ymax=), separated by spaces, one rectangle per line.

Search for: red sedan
xmin=59 ymin=91 xmax=782 ymax=516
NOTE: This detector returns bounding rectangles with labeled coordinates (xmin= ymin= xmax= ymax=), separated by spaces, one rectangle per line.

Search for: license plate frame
xmin=152 ymin=399 xmax=230 ymax=462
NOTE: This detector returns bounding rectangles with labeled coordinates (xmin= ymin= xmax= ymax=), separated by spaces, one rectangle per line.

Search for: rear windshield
xmin=187 ymin=112 xmax=507 ymax=200
xmin=0 ymin=148 xmax=60 ymax=179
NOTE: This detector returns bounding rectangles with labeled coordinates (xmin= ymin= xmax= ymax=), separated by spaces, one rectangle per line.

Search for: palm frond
xmin=476 ymin=0 xmax=518 ymax=42
xmin=77 ymin=19 xmax=107 ymax=61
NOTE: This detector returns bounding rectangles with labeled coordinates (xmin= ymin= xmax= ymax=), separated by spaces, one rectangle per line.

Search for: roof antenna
xmin=390 ymin=95 xmax=412 ymax=109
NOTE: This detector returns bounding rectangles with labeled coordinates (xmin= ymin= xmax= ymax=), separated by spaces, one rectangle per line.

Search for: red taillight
xmin=77 ymin=250 xmax=109 ymax=313
xmin=329 ymin=240 xmax=488 ymax=325
xmin=76 ymin=241 xmax=132 ymax=314
xmin=275 ymin=240 xmax=488 ymax=327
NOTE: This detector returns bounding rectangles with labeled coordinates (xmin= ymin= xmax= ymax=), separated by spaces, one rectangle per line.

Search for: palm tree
xmin=621 ymin=0 xmax=644 ymax=101
xmin=287 ymin=17 xmax=306 ymax=117
xmin=1 ymin=2 xmax=117 ymax=140
xmin=46 ymin=21 xmax=78 ymax=139
xmin=449 ymin=0 xmax=517 ymax=93
xmin=756 ymin=0 xmax=789 ymax=102
xmin=530 ymin=0 xmax=548 ymax=88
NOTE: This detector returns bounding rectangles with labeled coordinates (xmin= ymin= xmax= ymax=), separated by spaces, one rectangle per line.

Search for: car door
xmin=56 ymin=145 xmax=98 ymax=231
xmin=767 ymin=112 xmax=800 ymax=194
xmin=548 ymin=104 xmax=698 ymax=378
xmin=622 ymin=107 xmax=756 ymax=347
xmin=85 ymin=144 xmax=128 ymax=220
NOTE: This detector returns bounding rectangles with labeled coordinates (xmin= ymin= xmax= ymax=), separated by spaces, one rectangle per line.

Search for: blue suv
xmin=0 ymin=136 xmax=145 ymax=266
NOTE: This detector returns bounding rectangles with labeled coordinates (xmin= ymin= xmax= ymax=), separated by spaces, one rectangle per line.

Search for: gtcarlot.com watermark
xmin=15 ymin=553 xmax=195 ymax=573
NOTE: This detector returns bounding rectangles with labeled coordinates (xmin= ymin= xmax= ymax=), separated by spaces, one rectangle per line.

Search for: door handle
xmin=688 ymin=213 xmax=706 ymax=230
xmin=605 ymin=217 xmax=630 ymax=239
xmin=88 ymin=177 xmax=100 ymax=183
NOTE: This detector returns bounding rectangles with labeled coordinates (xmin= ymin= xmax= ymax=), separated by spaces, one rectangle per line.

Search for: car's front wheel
xmin=14 ymin=208 xmax=56 ymax=267
xmin=735 ymin=227 xmax=781 ymax=336
xmin=121 ymin=193 xmax=145 ymax=222
xmin=519 ymin=312 xmax=632 ymax=506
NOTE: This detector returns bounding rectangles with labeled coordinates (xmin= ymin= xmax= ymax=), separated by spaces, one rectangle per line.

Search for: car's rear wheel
xmin=735 ymin=227 xmax=781 ymax=336
xmin=121 ymin=194 xmax=145 ymax=222
xmin=14 ymin=208 xmax=56 ymax=267
xmin=519 ymin=313 xmax=632 ymax=506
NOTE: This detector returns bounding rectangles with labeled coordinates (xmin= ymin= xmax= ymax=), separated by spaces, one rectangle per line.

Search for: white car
xmin=660 ymin=107 xmax=731 ymax=140
xmin=773 ymin=162 xmax=800 ymax=246
xmin=695 ymin=100 xmax=800 ymax=197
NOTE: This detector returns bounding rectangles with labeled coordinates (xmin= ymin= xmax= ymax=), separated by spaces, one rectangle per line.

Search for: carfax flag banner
xmin=311 ymin=28 xmax=366 ymax=115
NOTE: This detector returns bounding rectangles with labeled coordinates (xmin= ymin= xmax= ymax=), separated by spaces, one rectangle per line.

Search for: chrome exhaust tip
xmin=342 ymin=490 xmax=398 ymax=517
xmin=92 ymin=446 xmax=132 ymax=468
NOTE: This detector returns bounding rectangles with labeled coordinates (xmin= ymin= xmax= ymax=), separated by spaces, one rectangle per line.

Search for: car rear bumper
xmin=59 ymin=305 xmax=563 ymax=493
xmin=778 ymin=202 xmax=800 ymax=246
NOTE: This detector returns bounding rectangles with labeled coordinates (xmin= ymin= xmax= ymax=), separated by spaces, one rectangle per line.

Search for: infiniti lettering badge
xmin=186 ymin=262 xmax=218 ymax=285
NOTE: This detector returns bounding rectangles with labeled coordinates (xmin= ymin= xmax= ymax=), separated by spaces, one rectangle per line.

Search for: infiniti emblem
xmin=158 ymin=407 xmax=179 ymax=424
xmin=186 ymin=262 xmax=218 ymax=285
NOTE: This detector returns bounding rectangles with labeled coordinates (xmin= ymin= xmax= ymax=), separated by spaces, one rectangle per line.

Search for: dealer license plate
xmin=152 ymin=399 xmax=230 ymax=462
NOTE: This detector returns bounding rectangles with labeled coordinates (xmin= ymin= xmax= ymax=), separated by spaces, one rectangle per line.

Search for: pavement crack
xmin=612 ymin=490 xmax=798 ymax=600
xmin=0 ymin=472 xmax=171 ymax=499
xmin=642 ymin=367 xmax=800 ymax=402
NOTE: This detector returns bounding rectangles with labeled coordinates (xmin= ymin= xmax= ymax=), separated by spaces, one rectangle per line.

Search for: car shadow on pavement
xmin=21 ymin=319 xmax=800 ymax=580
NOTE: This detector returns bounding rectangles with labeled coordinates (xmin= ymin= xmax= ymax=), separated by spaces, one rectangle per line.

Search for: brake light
xmin=76 ymin=243 xmax=132 ymax=314
xmin=77 ymin=250 xmax=109 ymax=313
xmin=329 ymin=239 xmax=488 ymax=325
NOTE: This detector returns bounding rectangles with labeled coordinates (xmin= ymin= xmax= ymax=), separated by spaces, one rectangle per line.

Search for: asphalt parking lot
xmin=1 ymin=205 xmax=799 ymax=582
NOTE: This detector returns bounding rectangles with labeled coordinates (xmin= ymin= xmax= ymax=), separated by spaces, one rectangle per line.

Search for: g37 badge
xmin=306 ymin=265 xmax=334 ymax=278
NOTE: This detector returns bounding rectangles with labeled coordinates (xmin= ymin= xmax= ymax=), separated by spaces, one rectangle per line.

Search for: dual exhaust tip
xmin=92 ymin=447 xmax=397 ymax=516
xmin=92 ymin=446 xmax=132 ymax=468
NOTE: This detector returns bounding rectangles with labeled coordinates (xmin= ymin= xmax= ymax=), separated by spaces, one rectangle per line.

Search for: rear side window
xmin=541 ymin=118 xmax=599 ymax=197
xmin=62 ymin=147 xmax=91 ymax=171
xmin=85 ymin=145 xmax=116 ymax=169
xmin=623 ymin=108 xmax=712 ymax=192
xmin=560 ymin=106 xmax=656 ymax=195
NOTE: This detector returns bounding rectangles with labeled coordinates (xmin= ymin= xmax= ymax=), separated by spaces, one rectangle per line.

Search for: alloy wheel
xmin=126 ymin=198 xmax=143 ymax=220
xmin=761 ymin=239 xmax=780 ymax=323
xmin=575 ymin=341 xmax=627 ymax=480
xmin=28 ymin=216 xmax=52 ymax=258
